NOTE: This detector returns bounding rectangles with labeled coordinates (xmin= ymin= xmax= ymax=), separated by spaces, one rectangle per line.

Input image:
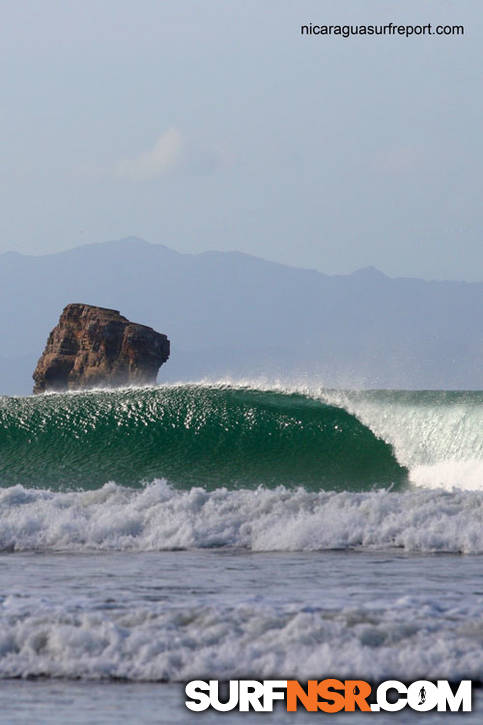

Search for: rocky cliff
xmin=33 ymin=304 xmax=170 ymax=393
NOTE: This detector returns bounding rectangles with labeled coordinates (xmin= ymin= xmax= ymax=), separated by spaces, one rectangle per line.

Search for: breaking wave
xmin=1 ymin=382 xmax=481 ymax=492
xmin=0 ymin=385 xmax=406 ymax=491
xmin=321 ymin=388 xmax=482 ymax=491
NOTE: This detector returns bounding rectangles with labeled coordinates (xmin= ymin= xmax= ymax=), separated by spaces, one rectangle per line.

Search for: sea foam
xmin=0 ymin=480 xmax=482 ymax=554
xmin=0 ymin=589 xmax=481 ymax=682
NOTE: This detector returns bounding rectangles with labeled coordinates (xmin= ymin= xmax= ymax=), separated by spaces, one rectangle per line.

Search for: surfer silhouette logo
xmin=418 ymin=686 xmax=426 ymax=706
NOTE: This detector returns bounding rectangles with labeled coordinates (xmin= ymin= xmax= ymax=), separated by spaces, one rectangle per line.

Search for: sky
xmin=0 ymin=0 xmax=482 ymax=281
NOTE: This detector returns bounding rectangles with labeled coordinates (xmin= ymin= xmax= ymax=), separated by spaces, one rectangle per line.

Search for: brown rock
xmin=33 ymin=303 xmax=170 ymax=393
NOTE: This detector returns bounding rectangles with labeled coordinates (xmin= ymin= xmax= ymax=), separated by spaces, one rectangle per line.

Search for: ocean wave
xmin=1 ymin=382 xmax=481 ymax=492
xmin=0 ymin=384 xmax=405 ymax=491
xmin=1 ymin=480 xmax=482 ymax=554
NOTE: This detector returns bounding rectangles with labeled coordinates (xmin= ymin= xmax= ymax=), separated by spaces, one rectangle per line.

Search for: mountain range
xmin=1 ymin=237 xmax=481 ymax=394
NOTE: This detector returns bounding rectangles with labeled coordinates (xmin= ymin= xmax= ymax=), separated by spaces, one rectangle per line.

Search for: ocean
xmin=0 ymin=382 xmax=482 ymax=723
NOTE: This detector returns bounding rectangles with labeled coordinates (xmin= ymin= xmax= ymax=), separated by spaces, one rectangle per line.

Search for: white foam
xmin=0 ymin=595 xmax=481 ymax=682
xmin=410 ymin=459 xmax=483 ymax=491
xmin=0 ymin=480 xmax=482 ymax=554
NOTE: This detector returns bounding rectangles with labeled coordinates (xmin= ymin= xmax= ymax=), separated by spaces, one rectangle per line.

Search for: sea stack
xmin=33 ymin=303 xmax=170 ymax=393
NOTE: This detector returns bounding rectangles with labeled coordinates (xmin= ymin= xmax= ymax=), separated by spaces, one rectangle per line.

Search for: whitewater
xmin=0 ymin=381 xmax=481 ymax=723
xmin=1 ymin=482 xmax=482 ymax=554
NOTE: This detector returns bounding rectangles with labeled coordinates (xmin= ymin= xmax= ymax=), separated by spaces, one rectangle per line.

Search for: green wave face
xmin=0 ymin=386 xmax=407 ymax=491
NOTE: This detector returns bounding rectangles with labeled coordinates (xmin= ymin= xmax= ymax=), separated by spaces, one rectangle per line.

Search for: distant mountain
xmin=0 ymin=237 xmax=481 ymax=394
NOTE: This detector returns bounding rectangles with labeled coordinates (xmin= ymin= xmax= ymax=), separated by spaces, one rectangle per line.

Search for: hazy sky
xmin=1 ymin=0 xmax=482 ymax=280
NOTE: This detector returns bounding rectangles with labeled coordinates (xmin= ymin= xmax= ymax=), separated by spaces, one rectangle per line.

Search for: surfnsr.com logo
xmin=185 ymin=679 xmax=472 ymax=713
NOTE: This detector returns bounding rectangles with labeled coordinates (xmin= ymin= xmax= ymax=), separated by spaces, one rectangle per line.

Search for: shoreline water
xmin=0 ymin=680 xmax=481 ymax=724
xmin=0 ymin=548 xmax=482 ymax=721
xmin=1 ymin=549 xmax=481 ymax=681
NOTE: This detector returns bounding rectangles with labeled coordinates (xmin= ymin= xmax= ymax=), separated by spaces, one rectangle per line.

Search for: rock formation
xmin=33 ymin=304 xmax=170 ymax=393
